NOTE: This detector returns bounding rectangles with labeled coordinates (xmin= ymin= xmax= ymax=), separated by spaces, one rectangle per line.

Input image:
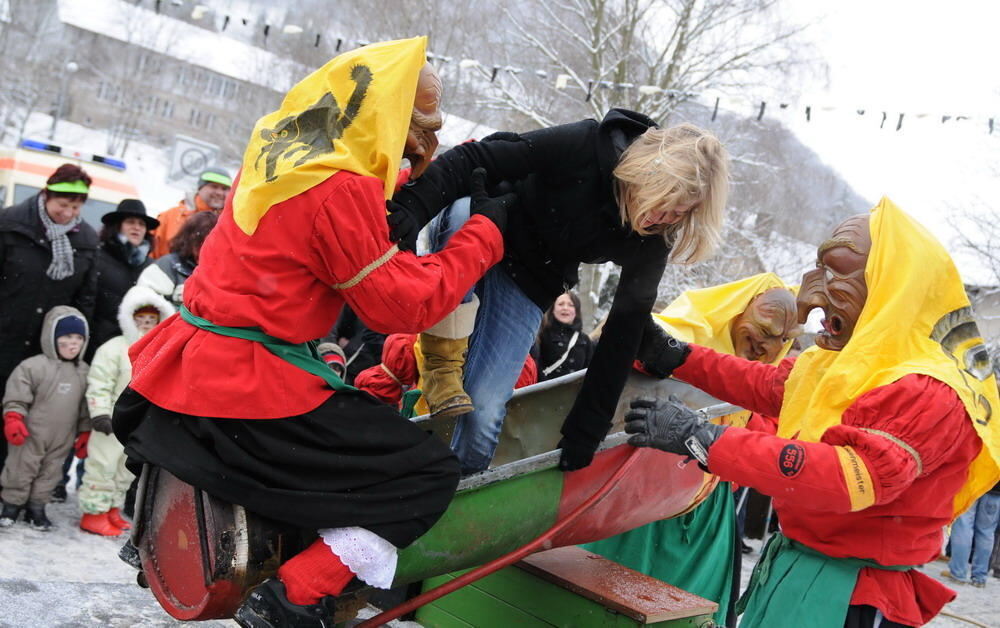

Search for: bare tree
xmin=0 ymin=1 xmax=68 ymax=144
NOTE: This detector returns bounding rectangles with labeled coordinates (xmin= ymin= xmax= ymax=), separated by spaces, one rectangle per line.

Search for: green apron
xmin=582 ymin=482 xmax=735 ymax=626
xmin=737 ymin=533 xmax=913 ymax=628
xmin=179 ymin=305 xmax=356 ymax=393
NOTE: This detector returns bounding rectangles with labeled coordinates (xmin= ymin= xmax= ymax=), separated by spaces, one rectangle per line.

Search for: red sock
xmin=278 ymin=539 xmax=356 ymax=605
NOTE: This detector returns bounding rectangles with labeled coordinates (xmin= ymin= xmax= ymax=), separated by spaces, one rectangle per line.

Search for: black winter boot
xmin=25 ymin=502 xmax=53 ymax=532
xmin=51 ymin=483 xmax=67 ymax=503
xmin=0 ymin=502 xmax=23 ymax=528
xmin=234 ymin=578 xmax=338 ymax=628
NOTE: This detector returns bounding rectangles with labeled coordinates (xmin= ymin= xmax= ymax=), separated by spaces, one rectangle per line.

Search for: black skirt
xmin=113 ymin=387 xmax=460 ymax=548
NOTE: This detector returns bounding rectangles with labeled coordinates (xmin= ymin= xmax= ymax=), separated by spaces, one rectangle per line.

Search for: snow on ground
xmin=0 ymin=484 xmax=417 ymax=627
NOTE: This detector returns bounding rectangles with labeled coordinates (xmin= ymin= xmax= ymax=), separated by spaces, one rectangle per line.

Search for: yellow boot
xmin=419 ymin=297 xmax=478 ymax=418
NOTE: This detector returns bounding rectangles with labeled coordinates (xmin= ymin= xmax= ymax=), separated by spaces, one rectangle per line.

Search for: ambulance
xmin=0 ymin=139 xmax=140 ymax=228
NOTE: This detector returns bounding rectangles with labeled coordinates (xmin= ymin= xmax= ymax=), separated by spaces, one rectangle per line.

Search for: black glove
xmin=386 ymin=199 xmax=429 ymax=252
xmin=635 ymin=318 xmax=691 ymax=379
xmin=469 ymin=167 xmax=517 ymax=234
xmin=624 ymin=396 xmax=726 ymax=468
xmin=91 ymin=414 xmax=113 ymax=435
xmin=557 ymin=436 xmax=597 ymax=472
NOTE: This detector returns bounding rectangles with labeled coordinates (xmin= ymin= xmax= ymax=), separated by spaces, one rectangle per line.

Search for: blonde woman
xmin=389 ymin=108 xmax=729 ymax=473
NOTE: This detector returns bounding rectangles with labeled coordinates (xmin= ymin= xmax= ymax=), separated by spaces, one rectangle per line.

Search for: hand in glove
xmin=624 ymin=396 xmax=726 ymax=468
xmin=90 ymin=414 xmax=113 ymax=435
xmin=386 ymin=199 xmax=429 ymax=253
xmin=3 ymin=411 xmax=29 ymax=446
xmin=74 ymin=432 xmax=90 ymax=459
xmin=557 ymin=436 xmax=597 ymax=472
xmin=635 ymin=318 xmax=691 ymax=379
xmin=469 ymin=168 xmax=517 ymax=234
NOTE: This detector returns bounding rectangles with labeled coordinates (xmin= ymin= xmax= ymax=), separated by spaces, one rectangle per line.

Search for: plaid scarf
xmin=38 ymin=195 xmax=80 ymax=280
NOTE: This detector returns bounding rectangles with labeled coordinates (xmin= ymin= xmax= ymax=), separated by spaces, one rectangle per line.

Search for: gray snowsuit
xmin=1 ymin=306 xmax=90 ymax=505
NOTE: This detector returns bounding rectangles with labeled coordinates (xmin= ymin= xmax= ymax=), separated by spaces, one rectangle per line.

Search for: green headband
xmin=46 ymin=181 xmax=90 ymax=194
xmin=200 ymin=172 xmax=232 ymax=187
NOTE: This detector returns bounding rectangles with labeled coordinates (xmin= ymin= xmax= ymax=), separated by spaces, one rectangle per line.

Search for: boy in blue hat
xmin=0 ymin=306 xmax=90 ymax=531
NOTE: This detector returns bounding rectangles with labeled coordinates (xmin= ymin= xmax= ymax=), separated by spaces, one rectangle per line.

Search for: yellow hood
xmin=779 ymin=197 xmax=1000 ymax=517
xmin=232 ymin=37 xmax=427 ymax=234
xmin=655 ymin=273 xmax=796 ymax=427
xmin=654 ymin=273 xmax=795 ymax=358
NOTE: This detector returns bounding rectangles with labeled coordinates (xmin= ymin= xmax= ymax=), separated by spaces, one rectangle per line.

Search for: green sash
xmin=179 ymin=305 xmax=356 ymax=393
xmin=737 ymin=533 xmax=913 ymax=628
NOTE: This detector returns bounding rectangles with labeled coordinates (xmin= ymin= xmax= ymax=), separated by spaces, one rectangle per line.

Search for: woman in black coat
xmin=0 ymin=164 xmax=98 ymax=465
xmin=88 ymin=199 xmax=159 ymax=357
xmin=389 ymin=109 xmax=729 ymax=473
xmin=534 ymin=291 xmax=594 ymax=382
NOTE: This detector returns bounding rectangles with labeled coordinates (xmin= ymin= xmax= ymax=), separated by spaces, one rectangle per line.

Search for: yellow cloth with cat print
xmin=232 ymin=37 xmax=427 ymax=234
xmin=653 ymin=273 xmax=796 ymax=427
xmin=778 ymin=197 xmax=1000 ymax=517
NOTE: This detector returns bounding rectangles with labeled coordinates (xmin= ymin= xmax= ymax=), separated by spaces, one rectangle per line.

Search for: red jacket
xmin=128 ymin=171 xmax=503 ymax=419
xmin=356 ymin=332 xmax=538 ymax=408
xmin=676 ymin=345 xmax=981 ymax=626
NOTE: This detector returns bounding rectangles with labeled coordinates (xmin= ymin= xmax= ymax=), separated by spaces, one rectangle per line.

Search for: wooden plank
xmin=414 ymin=603 xmax=476 ymax=628
xmin=471 ymin=564 xmax=637 ymax=627
xmin=517 ymin=547 xmax=718 ymax=624
xmin=420 ymin=572 xmax=553 ymax=628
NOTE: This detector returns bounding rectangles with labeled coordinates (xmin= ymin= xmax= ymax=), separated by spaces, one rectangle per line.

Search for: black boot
xmin=234 ymin=578 xmax=338 ymax=628
xmin=24 ymin=502 xmax=53 ymax=532
xmin=0 ymin=502 xmax=23 ymax=528
xmin=51 ymin=483 xmax=67 ymax=503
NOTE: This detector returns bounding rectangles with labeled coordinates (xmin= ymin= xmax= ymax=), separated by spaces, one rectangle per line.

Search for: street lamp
xmin=49 ymin=60 xmax=79 ymax=141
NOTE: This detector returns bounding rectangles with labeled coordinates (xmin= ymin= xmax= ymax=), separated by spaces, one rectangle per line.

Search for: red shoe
xmin=80 ymin=512 xmax=123 ymax=536
xmin=108 ymin=507 xmax=132 ymax=531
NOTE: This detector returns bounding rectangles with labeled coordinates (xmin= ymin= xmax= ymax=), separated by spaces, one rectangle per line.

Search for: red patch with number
xmin=778 ymin=443 xmax=805 ymax=478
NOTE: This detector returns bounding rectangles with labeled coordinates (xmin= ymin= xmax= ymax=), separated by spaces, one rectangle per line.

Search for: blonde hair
xmin=613 ymin=123 xmax=729 ymax=263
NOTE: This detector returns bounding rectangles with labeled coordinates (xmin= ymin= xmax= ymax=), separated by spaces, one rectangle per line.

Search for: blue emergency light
xmin=18 ymin=139 xmax=127 ymax=171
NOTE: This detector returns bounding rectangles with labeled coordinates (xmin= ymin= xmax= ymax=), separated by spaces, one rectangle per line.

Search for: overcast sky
xmin=776 ymin=0 xmax=1000 ymax=285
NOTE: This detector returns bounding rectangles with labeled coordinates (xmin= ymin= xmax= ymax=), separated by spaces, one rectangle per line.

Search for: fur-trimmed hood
xmin=117 ymin=285 xmax=175 ymax=344
xmin=40 ymin=305 xmax=89 ymax=361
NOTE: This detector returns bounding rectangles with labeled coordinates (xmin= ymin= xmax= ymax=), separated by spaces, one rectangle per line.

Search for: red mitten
xmin=74 ymin=431 xmax=91 ymax=459
xmin=3 ymin=411 xmax=28 ymax=446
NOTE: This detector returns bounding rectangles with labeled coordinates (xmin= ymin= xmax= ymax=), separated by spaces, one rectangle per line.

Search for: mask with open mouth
xmin=796 ymin=214 xmax=871 ymax=351
xmin=730 ymin=287 xmax=801 ymax=362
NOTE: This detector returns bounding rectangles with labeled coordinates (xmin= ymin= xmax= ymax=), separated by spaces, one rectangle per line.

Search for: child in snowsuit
xmin=79 ymin=286 xmax=173 ymax=536
xmin=0 ymin=306 xmax=90 ymax=531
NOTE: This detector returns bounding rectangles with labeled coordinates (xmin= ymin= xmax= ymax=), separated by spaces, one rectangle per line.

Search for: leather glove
xmin=3 ymin=411 xmax=29 ymax=446
xmin=74 ymin=431 xmax=91 ymax=459
xmin=624 ymin=396 xmax=726 ymax=468
xmin=557 ymin=436 xmax=597 ymax=472
xmin=469 ymin=167 xmax=517 ymax=234
xmin=91 ymin=414 xmax=113 ymax=435
xmin=635 ymin=318 xmax=691 ymax=379
xmin=386 ymin=198 xmax=430 ymax=252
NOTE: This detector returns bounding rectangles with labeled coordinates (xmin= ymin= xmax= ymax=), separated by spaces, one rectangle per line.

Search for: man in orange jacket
xmin=149 ymin=168 xmax=232 ymax=258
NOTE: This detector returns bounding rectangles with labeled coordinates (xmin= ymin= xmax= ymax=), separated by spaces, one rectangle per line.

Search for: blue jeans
xmin=426 ymin=199 xmax=543 ymax=474
xmin=949 ymin=492 xmax=1000 ymax=583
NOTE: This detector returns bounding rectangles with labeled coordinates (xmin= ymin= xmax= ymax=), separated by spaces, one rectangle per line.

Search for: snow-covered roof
xmin=57 ymin=0 xmax=309 ymax=92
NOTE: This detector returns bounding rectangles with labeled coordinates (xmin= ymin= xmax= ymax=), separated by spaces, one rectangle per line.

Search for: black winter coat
xmin=535 ymin=320 xmax=594 ymax=381
xmin=89 ymin=236 xmax=152 ymax=357
xmin=0 ymin=194 xmax=98 ymax=384
xmin=395 ymin=108 xmax=670 ymax=455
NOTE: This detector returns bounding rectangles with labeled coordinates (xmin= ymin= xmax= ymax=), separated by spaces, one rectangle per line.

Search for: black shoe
xmin=234 ymin=578 xmax=338 ymax=628
xmin=0 ymin=502 xmax=23 ymax=528
xmin=24 ymin=502 xmax=52 ymax=532
xmin=51 ymin=484 xmax=67 ymax=503
xmin=740 ymin=540 xmax=753 ymax=554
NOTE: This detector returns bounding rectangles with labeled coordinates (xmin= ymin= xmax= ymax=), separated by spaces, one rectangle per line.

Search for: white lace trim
xmin=319 ymin=527 xmax=398 ymax=589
